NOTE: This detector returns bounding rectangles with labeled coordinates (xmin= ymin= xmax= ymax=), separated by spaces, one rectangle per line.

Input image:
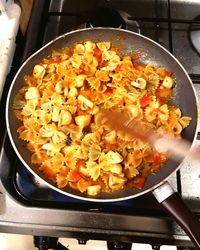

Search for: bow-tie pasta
xmin=13 ymin=41 xmax=191 ymax=195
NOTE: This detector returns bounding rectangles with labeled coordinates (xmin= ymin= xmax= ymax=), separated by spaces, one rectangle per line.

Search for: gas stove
xmin=0 ymin=0 xmax=200 ymax=249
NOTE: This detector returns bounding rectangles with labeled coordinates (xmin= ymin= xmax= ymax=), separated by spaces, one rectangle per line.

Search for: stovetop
xmin=0 ymin=0 xmax=200 ymax=247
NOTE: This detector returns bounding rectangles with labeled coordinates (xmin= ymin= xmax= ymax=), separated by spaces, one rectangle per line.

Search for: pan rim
xmin=5 ymin=27 xmax=199 ymax=202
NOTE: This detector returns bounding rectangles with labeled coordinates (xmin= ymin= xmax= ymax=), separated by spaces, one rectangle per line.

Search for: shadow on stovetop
xmin=16 ymin=163 xmax=164 ymax=213
xmin=0 ymin=132 xmax=169 ymax=218
xmin=1 ymin=129 xmax=199 ymax=219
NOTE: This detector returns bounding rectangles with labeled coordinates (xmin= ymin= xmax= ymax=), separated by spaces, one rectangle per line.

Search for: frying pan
xmin=6 ymin=28 xmax=200 ymax=248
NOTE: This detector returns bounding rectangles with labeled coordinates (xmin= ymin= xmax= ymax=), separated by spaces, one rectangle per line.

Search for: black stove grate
xmin=0 ymin=0 xmax=200 ymax=247
xmin=13 ymin=157 xmax=163 ymax=215
xmin=23 ymin=0 xmax=200 ymax=75
xmin=2 ymin=0 xmax=200 ymax=210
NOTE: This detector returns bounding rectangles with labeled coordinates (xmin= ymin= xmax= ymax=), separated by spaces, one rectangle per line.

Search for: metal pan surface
xmin=6 ymin=28 xmax=198 ymax=202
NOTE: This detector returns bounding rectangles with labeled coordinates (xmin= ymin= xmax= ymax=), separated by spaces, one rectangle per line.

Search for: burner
xmin=76 ymin=8 xmax=140 ymax=33
xmin=89 ymin=8 xmax=126 ymax=28
xmin=189 ymin=15 xmax=200 ymax=54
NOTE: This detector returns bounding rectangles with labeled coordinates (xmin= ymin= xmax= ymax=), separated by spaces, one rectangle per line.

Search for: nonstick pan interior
xmin=6 ymin=28 xmax=198 ymax=201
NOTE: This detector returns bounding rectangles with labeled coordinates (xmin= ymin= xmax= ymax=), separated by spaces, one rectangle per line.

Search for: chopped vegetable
xmin=165 ymin=70 xmax=172 ymax=77
xmin=156 ymin=87 xmax=172 ymax=98
xmin=162 ymin=76 xmax=174 ymax=88
xmin=140 ymin=95 xmax=151 ymax=107
xmin=115 ymin=64 xmax=122 ymax=72
xmin=71 ymin=171 xmax=83 ymax=182
xmin=132 ymin=53 xmax=141 ymax=60
xmin=133 ymin=176 xmax=146 ymax=189
xmin=131 ymin=77 xmax=147 ymax=89
xmin=14 ymin=40 xmax=190 ymax=196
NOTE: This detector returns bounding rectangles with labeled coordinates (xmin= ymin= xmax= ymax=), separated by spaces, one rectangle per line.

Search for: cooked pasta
xmin=13 ymin=41 xmax=191 ymax=195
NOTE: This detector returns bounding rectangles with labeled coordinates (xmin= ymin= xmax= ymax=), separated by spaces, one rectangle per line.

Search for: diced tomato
xmin=105 ymin=86 xmax=113 ymax=94
xmin=165 ymin=70 xmax=172 ymax=77
xmin=98 ymin=59 xmax=105 ymax=68
xmin=77 ymin=68 xmax=86 ymax=74
xmin=133 ymin=176 xmax=146 ymax=189
xmin=59 ymin=166 xmax=69 ymax=176
xmin=115 ymin=64 xmax=122 ymax=72
xmin=119 ymin=97 xmax=125 ymax=106
xmin=156 ymin=88 xmax=172 ymax=98
xmin=75 ymin=140 xmax=81 ymax=145
xmin=94 ymin=47 xmax=104 ymax=68
xmin=153 ymin=153 xmax=161 ymax=165
xmin=132 ymin=53 xmax=141 ymax=60
xmin=94 ymin=47 xmax=102 ymax=58
xmin=71 ymin=171 xmax=82 ymax=182
xmin=75 ymin=102 xmax=84 ymax=115
xmin=51 ymin=57 xmax=61 ymax=63
xmin=79 ymin=89 xmax=91 ymax=99
xmin=154 ymin=107 xmax=160 ymax=113
xmin=133 ymin=62 xmax=143 ymax=70
xmin=150 ymin=153 xmax=163 ymax=172
xmin=76 ymin=159 xmax=86 ymax=169
xmin=140 ymin=95 xmax=151 ymax=108
xmin=71 ymin=160 xmax=87 ymax=182
xmin=104 ymin=142 xmax=118 ymax=151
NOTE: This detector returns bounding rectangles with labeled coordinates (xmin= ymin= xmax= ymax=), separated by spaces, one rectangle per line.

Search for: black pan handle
xmin=153 ymin=182 xmax=200 ymax=249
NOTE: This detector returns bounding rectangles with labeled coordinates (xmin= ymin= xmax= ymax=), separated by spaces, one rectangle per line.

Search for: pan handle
xmin=153 ymin=181 xmax=200 ymax=249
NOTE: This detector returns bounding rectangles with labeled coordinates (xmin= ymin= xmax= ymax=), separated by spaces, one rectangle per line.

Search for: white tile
xmin=0 ymin=233 xmax=177 ymax=250
xmin=161 ymin=246 xmax=177 ymax=250
xmin=0 ymin=233 xmax=35 ymax=250
xmin=60 ymin=238 xmax=106 ymax=249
